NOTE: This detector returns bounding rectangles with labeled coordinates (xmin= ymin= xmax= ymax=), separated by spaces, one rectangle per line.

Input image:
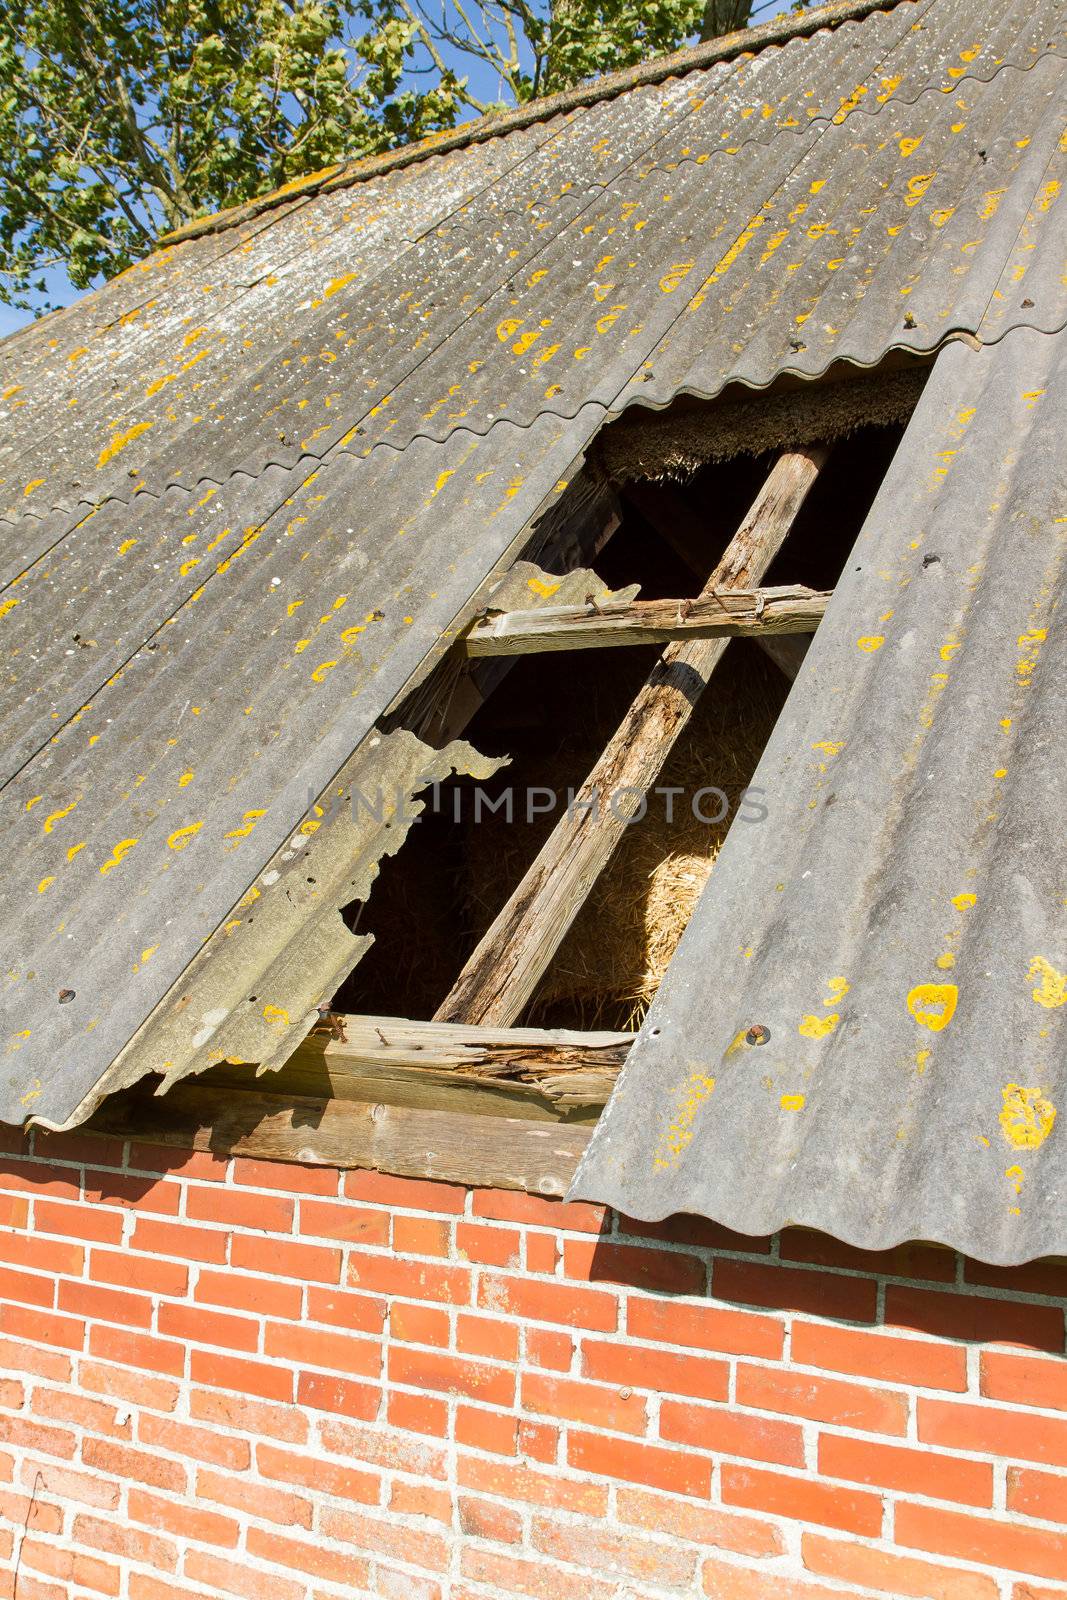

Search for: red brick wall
xmin=1 ymin=1125 xmax=1065 ymax=1600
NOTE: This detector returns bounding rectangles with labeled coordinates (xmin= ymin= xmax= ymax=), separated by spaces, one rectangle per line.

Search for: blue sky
xmin=0 ymin=0 xmax=788 ymax=340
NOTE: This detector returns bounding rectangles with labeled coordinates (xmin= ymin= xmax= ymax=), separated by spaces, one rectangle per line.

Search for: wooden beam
xmin=214 ymin=1014 xmax=630 ymax=1114
xmin=88 ymin=1082 xmax=590 ymax=1196
xmin=465 ymin=585 xmax=828 ymax=656
xmin=435 ymin=447 xmax=828 ymax=1027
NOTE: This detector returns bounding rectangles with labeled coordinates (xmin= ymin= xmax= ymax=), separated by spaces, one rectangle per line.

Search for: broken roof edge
xmin=157 ymin=0 xmax=902 ymax=250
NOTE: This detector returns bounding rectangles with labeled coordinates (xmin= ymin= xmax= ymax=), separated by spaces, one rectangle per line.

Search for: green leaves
xmin=0 ymin=0 xmax=744 ymax=310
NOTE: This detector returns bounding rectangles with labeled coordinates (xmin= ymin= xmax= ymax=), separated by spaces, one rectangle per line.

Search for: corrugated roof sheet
xmin=571 ymin=323 xmax=1065 ymax=1266
xmin=0 ymin=0 xmax=1064 ymax=1135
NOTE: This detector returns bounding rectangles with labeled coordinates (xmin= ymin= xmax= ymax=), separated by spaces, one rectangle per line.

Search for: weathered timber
xmin=88 ymin=1081 xmax=590 ymax=1195
xmin=213 ymin=1014 xmax=630 ymax=1114
xmin=466 ymin=585 xmax=828 ymax=656
xmin=435 ymin=447 xmax=828 ymax=1027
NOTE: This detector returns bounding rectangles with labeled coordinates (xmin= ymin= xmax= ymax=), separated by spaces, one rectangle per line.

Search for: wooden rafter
xmin=435 ymin=446 xmax=828 ymax=1028
xmin=465 ymin=585 xmax=828 ymax=656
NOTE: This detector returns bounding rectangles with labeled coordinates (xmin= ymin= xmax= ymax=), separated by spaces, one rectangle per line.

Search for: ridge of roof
xmin=159 ymin=0 xmax=904 ymax=248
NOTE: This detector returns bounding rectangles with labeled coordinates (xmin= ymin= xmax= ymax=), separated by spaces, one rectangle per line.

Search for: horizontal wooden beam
xmin=465 ymin=586 xmax=828 ymax=656
xmin=88 ymin=1081 xmax=591 ymax=1196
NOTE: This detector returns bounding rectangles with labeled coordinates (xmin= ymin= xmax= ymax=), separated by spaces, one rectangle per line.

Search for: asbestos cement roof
xmin=0 ymin=0 xmax=1064 ymax=1137
xmin=571 ymin=325 xmax=1066 ymax=1265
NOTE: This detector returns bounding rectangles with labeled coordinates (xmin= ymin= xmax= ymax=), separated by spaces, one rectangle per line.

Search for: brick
xmin=1010 ymin=1586 xmax=1067 ymax=1600
xmin=564 ymin=1238 xmax=705 ymax=1296
xmin=127 ymin=1145 xmax=228 ymax=1183
xmin=34 ymin=1387 xmax=129 ymax=1438
xmin=196 ymin=1266 xmax=302 ymax=1320
xmin=138 ymin=1414 xmax=251 ymax=1472
xmin=127 ymin=1486 xmax=239 ymax=1549
xmin=582 ymin=1338 xmax=729 ymax=1402
xmin=820 ymin=1433 xmax=993 ymax=1507
xmin=920 ymin=1398 xmax=1067 ymax=1469
xmin=246 ymin=1525 xmax=372 ymax=1587
xmin=628 ymin=1296 xmax=784 ymax=1359
xmin=348 ymin=1251 xmax=470 ymax=1305
xmin=0 ymin=1193 xmax=29 ymax=1229
xmin=82 ymin=1438 xmax=187 ymax=1494
xmin=86 ymin=1171 xmax=181 ymax=1215
xmin=306 ymin=1285 xmax=386 ymax=1334
xmin=0 ymin=1159 xmax=80 ymax=1200
xmin=196 ymin=1466 xmax=314 ymax=1529
xmin=0 ymin=1229 xmax=83 ymax=1277
xmin=185 ymin=1184 xmax=294 ymax=1232
xmin=965 ymin=1260 xmax=1067 ymax=1299
xmin=35 ymin=1199 xmax=122 ymax=1244
xmin=477 ymin=1271 xmax=617 ymax=1332
xmin=982 ymin=1352 xmax=1067 ymax=1413
xmin=266 ymin=1319 xmax=382 ymax=1378
xmin=527 ymin=1327 xmax=573 ymax=1371
xmin=130 ymin=1577 xmax=215 ymax=1600
xmin=131 ymin=1216 xmax=228 ymax=1265
xmin=319 ymin=1505 xmax=449 ymax=1571
xmin=394 ymin=1215 xmax=452 ymax=1256
xmin=189 ymin=1348 xmax=292 ymax=1402
xmin=0 ymin=1335 xmax=71 ymax=1384
xmin=459 ymin=1494 xmax=521 ymax=1541
xmin=897 ymin=1502 xmax=1067 ymax=1583
xmin=90 ymin=1248 xmax=188 ymax=1299
xmin=190 ymin=1386 xmax=308 ymax=1444
xmin=394 ymin=1479 xmax=452 ymax=1523
xmin=457 ymin=1312 xmax=519 ymax=1362
xmin=456 ymin=1404 xmax=518 ymax=1457
xmin=471 ymin=1190 xmax=604 ymax=1231
xmin=737 ymin=1363 xmax=909 ymax=1435
xmin=35 ymin=1131 xmax=124 ymax=1169
xmin=532 ymin=1514 xmax=697 ymax=1584
xmin=58 ymin=1280 xmax=153 ymax=1329
xmin=88 ymin=1325 xmax=185 ymax=1378
xmin=375 ymin=1574 xmax=442 ymax=1600
xmin=392 ymin=1345 xmax=515 ymax=1406
xmin=0 ymin=1378 xmax=21 ymax=1409
xmin=344 ymin=1170 xmax=467 ymax=1213
xmin=524 ymin=1419 xmax=559 ymax=1467
xmin=714 ymin=1259 xmax=877 ymax=1322
xmin=230 ymin=1233 xmax=340 ymax=1283
xmin=0 ymin=1264 xmax=54 ymax=1307
xmin=525 ymin=1231 xmax=560 ymax=1274
xmin=521 ymin=1370 xmax=648 ymax=1433
xmin=297 ymin=1371 xmax=380 ymax=1420
xmin=617 ymin=1486 xmax=784 ymax=1559
xmin=320 ymin=1418 xmax=446 ymax=1479
xmin=780 ymin=1230 xmax=956 ymax=1281
xmin=79 ymin=1360 xmax=179 ymax=1413
xmin=886 ymin=1286 xmax=1064 ymax=1353
xmin=1009 ymin=1468 xmax=1067 ymax=1524
xmin=792 ymin=1319 xmax=968 ymax=1392
xmin=387 ymin=1389 xmax=448 ymax=1438
xmin=232 ymin=1158 xmax=338 ymax=1195
xmin=73 ymin=1513 xmax=178 ymax=1571
xmin=456 ymin=1222 xmax=520 ymax=1267
xmin=185 ymin=1550 xmax=303 ymax=1600
xmin=258 ymin=1442 xmax=381 ymax=1504
xmin=569 ymin=1430 xmax=711 ymax=1498
xmin=722 ymin=1464 xmax=883 ymax=1536
xmin=390 ymin=1301 xmax=450 ymax=1346
xmin=0 ymin=1302 xmax=84 ymax=1350
xmin=660 ymin=1399 xmax=805 ymax=1467
xmin=459 ymin=1547 xmax=616 ymax=1600
xmin=157 ymin=1301 xmax=260 ymax=1352
xmin=299 ymin=1199 xmax=390 ymax=1246
xmin=18 ymin=1460 xmax=120 ymax=1511
xmin=0 ymin=1486 xmax=64 ymax=1532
